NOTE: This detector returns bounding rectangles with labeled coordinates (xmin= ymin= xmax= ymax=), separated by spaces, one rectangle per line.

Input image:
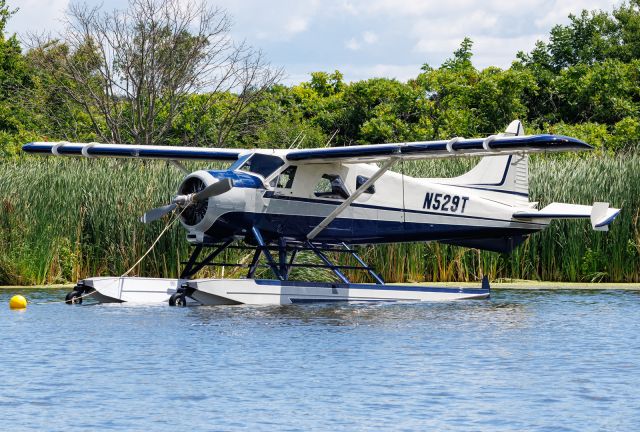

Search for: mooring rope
xmin=33 ymin=207 xmax=187 ymax=305
xmin=121 ymin=206 xmax=188 ymax=277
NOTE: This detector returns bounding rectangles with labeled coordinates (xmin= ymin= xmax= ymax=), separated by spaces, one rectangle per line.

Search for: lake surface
xmin=1 ymin=288 xmax=639 ymax=431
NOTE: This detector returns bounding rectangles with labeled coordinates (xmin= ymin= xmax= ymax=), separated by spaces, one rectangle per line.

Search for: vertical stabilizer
xmin=431 ymin=120 xmax=530 ymax=205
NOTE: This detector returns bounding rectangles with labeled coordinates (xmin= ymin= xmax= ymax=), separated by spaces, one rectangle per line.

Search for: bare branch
xmin=25 ymin=0 xmax=281 ymax=146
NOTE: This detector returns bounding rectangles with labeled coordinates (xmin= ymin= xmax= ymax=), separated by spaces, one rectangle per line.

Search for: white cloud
xmin=340 ymin=64 xmax=421 ymax=82
xmin=362 ymin=31 xmax=378 ymax=44
xmin=345 ymin=30 xmax=378 ymax=51
xmin=472 ymin=34 xmax=546 ymax=69
xmin=339 ymin=1 xmax=359 ymax=15
xmin=6 ymin=0 xmax=70 ymax=36
xmin=285 ymin=17 xmax=309 ymax=35
xmin=5 ymin=0 xmax=624 ymax=83
xmin=405 ymin=0 xmax=620 ymax=68
xmin=534 ymin=0 xmax=621 ymax=27
xmin=345 ymin=38 xmax=361 ymax=51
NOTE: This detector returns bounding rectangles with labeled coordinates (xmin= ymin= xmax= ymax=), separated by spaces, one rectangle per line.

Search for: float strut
xmin=285 ymin=249 xmax=298 ymax=279
xmin=306 ymin=241 xmax=350 ymax=284
xmin=181 ymin=240 xmax=232 ymax=279
xmin=251 ymin=226 xmax=284 ymax=281
xmin=342 ymin=242 xmax=385 ymax=285
xmin=180 ymin=244 xmax=203 ymax=279
xmin=278 ymin=238 xmax=288 ymax=278
xmin=246 ymin=248 xmax=262 ymax=279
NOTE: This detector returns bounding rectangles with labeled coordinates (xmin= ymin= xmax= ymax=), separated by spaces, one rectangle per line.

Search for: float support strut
xmin=246 ymin=248 xmax=261 ymax=279
xmin=180 ymin=244 xmax=203 ymax=279
xmin=181 ymin=240 xmax=232 ymax=279
xmin=342 ymin=242 xmax=385 ymax=285
xmin=278 ymin=238 xmax=287 ymax=277
xmin=306 ymin=241 xmax=350 ymax=284
xmin=252 ymin=226 xmax=284 ymax=281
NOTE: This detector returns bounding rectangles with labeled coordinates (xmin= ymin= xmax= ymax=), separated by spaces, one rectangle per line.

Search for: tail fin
xmin=435 ymin=120 xmax=530 ymax=205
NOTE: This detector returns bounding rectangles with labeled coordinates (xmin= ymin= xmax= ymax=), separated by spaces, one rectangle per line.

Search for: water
xmin=0 ymin=289 xmax=639 ymax=431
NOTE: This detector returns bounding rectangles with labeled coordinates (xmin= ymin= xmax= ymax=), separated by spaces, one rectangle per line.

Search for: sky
xmin=7 ymin=0 xmax=622 ymax=84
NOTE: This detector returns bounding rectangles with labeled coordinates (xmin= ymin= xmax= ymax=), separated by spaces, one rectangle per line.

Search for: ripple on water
xmin=0 ymin=288 xmax=638 ymax=431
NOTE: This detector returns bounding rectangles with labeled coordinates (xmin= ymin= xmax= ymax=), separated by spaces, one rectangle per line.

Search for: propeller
xmin=140 ymin=203 xmax=178 ymax=224
xmin=140 ymin=178 xmax=233 ymax=224
xmin=193 ymin=178 xmax=233 ymax=201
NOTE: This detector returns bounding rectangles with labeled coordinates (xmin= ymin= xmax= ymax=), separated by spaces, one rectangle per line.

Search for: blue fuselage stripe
xmin=262 ymin=193 xmax=540 ymax=225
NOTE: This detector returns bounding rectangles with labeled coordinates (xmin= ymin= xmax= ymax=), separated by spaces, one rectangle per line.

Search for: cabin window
xmin=276 ymin=166 xmax=297 ymax=189
xmin=232 ymin=153 xmax=284 ymax=178
xmin=356 ymin=175 xmax=375 ymax=194
xmin=314 ymin=174 xmax=350 ymax=199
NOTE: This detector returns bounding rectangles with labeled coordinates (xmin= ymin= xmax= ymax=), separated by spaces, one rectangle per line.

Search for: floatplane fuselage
xmin=22 ymin=121 xmax=620 ymax=305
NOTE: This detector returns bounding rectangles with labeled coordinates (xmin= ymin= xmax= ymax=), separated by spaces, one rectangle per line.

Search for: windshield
xmin=229 ymin=153 xmax=284 ymax=178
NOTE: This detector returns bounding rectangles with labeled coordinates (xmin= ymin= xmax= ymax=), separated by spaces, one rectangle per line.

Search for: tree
xmin=517 ymin=2 xmax=640 ymax=72
xmin=611 ymin=0 xmax=640 ymax=61
xmin=442 ymin=37 xmax=474 ymax=71
xmin=27 ymin=0 xmax=281 ymax=146
xmin=0 ymin=0 xmax=41 ymax=156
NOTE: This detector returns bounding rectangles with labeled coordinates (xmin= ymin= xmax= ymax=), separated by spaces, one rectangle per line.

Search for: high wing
xmin=22 ymin=134 xmax=589 ymax=163
xmin=21 ymin=142 xmax=242 ymax=161
xmin=22 ymin=120 xmax=590 ymax=164
xmin=286 ymin=134 xmax=591 ymax=164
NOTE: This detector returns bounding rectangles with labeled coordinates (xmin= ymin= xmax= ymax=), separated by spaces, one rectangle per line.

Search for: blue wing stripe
xmin=22 ymin=142 xmax=241 ymax=161
xmin=286 ymin=134 xmax=591 ymax=161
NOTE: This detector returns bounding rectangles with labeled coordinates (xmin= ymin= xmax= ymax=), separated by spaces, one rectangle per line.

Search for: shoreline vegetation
xmin=2 ymin=154 xmax=639 ymax=285
xmin=1 ymin=1 xmax=639 ymax=285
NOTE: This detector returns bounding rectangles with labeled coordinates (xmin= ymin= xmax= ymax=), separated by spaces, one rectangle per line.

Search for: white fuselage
xmin=180 ymin=161 xmax=546 ymax=249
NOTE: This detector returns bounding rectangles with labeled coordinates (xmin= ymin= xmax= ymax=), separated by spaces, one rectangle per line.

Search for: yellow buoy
xmin=9 ymin=294 xmax=27 ymax=310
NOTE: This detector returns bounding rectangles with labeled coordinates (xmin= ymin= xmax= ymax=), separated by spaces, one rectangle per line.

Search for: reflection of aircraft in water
xmin=23 ymin=121 xmax=620 ymax=306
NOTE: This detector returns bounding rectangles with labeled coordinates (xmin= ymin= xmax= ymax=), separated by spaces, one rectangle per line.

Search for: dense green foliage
xmin=1 ymin=1 xmax=639 ymax=284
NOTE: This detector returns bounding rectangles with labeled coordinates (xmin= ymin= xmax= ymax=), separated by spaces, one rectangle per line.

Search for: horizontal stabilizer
xmin=513 ymin=202 xmax=620 ymax=231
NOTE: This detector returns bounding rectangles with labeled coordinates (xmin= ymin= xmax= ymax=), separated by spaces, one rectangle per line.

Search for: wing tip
xmin=549 ymin=134 xmax=593 ymax=150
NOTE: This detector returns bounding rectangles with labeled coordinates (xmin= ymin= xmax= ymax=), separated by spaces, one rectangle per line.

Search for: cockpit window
xmin=314 ymin=174 xmax=350 ymax=199
xmin=230 ymin=153 xmax=284 ymax=178
xmin=275 ymin=166 xmax=297 ymax=188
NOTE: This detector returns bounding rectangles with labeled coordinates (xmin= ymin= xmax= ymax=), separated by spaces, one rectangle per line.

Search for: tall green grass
xmin=1 ymin=154 xmax=638 ymax=285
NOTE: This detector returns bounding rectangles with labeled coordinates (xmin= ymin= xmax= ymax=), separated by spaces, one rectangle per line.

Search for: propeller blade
xmin=140 ymin=203 xmax=177 ymax=224
xmin=193 ymin=178 xmax=233 ymax=201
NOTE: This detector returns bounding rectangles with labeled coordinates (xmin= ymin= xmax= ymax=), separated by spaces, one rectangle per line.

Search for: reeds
xmin=1 ymin=154 xmax=638 ymax=284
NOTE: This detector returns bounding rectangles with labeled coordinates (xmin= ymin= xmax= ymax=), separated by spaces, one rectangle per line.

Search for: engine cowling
xmin=178 ymin=176 xmax=209 ymax=226
xmin=177 ymin=170 xmax=248 ymax=243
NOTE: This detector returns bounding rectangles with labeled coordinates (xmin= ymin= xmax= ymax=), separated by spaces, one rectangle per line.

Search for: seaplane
xmin=22 ymin=120 xmax=620 ymax=306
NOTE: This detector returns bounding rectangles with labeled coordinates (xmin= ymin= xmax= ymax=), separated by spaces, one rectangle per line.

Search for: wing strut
xmin=306 ymin=156 xmax=399 ymax=240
